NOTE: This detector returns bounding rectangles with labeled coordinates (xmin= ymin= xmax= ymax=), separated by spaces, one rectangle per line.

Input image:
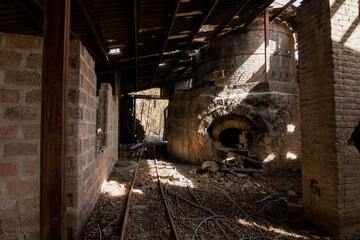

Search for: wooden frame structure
xmin=40 ymin=0 xmax=71 ymax=239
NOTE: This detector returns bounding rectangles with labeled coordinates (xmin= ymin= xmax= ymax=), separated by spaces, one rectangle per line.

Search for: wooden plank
xmin=163 ymin=0 xmax=219 ymax=84
xmin=41 ymin=0 xmax=70 ymax=239
xmin=269 ymin=0 xmax=296 ymax=21
xmin=264 ymin=8 xmax=270 ymax=82
xmin=243 ymin=0 xmax=275 ymax=29
xmin=150 ymin=0 xmax=181 ymax=87
xmin=212 ymin=0 xmax=250 ymax=39
xmin=77 ymin=0 xmax=112 ymax=69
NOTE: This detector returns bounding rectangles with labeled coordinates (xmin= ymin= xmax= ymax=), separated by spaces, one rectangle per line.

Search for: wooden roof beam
xmin=172 ymin=64 xmax=192 ymax=83
xmin=77 ymin=0 xmax=112 ymax=69
xmin=163 ymin=0 xmax=219 ymax=84
xmin=13 ymin=0 xmax=43 ymax=30
xmin=270 ymin=0 xmax=296 ymax=21
xmin=212 ymin=0 xmax=250 ymax=39
xmin=133 ymin=0 xmax=139 ymax=91
xmin=243 ymin=0 xmax=275 ymax=29
xmin=150 ymin=0 xmax=181 ymax=88
xmin=26 ymin=0 xmax=107 ymax=68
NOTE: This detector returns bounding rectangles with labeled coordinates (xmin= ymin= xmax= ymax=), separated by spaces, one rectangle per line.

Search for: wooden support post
xmin=133 ymin=0 xmax=139 ymax=91
xmin=41 ymin=0 xmax=70 ymax=239
xmin=133 ymin=98 xmax=137 ymax=142
xmin=264 ymin=8 xmax=270 ymax=82
xmin=115 ymin=71 xmax=122 ymax=159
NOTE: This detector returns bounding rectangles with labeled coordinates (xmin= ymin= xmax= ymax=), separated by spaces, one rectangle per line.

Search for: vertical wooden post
xmin=41 ymin=0 xmax=71 ymax=239
xmin=115 ymin=71 xmax=122 ymax=159
xmin=264 ymin=8 xmax=270 ymax=82
xmin=133 ymin=98 xmax=137 ymax=142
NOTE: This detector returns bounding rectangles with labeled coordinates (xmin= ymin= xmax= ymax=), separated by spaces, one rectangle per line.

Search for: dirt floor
xmin=79 ymin=143 xmax=357 ymax=240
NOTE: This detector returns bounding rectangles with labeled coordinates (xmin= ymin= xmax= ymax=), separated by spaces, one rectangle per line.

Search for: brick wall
xmin=0 ymin=33 xmax=119 ymax=239
xmin=167 ymin=19 xmax=301 ymax=171
xmin=331 ymin=0 xmax=360 ymax=235
xmin=0 ymin=33 xmax=42 ymax=240
xmin=298 ymin=0 xmax=360 ymax=235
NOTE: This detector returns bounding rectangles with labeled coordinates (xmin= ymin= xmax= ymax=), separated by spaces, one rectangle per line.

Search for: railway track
xmin=119 ymin=145 xmax=179 ymax=240
xmin=117 ymin=144 xmax=286 ymax=240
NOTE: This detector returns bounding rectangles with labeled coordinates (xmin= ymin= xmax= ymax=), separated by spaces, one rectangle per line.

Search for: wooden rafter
xmin=280 ymin=8 xmax=297 ymax=22
xmin=172 ymin=64 xmax=192 ymax=83
xmin=212 ymin=0 xmax=250 ymax=39
xmin=270 ymin=0 xmax=296 ymax=21
xmin=77 ymin=0 xmax=112 ymax=69
xmin=243 ymin=0 xmax=275 ymax=29
xmin=26 ymin=0 xmax=107 ymax=69
xmin=133 ymin=0 xmax=139 ymax=91
xmin=163 ymin=0 xmax=219 ymax=84
xmin=13 ymin=0 xmax=43 ymax=30
xmin=150 ymin=0 xmax=182 ymax=87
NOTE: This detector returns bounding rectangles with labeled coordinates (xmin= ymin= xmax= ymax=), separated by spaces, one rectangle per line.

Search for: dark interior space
xmin=219 ymin=128 xmax=243 ymax=148
xmin=350 ymin=122 xmax=360 ymax=152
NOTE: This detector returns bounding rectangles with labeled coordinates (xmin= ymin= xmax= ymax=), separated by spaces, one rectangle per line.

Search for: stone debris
xmin=201 ymin=151 xmax=264 ymax=177
xmin=287 ymin=190 xmax=303 ymax=215
xmin=201 ymin=161 xmax=220 ymax=172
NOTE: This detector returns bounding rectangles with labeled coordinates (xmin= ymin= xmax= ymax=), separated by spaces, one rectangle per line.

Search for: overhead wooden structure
xmin=0 ymin=0 xmax=291 ymax=93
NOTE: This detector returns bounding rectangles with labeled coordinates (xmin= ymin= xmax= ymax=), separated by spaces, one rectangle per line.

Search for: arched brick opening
xmin=207 ymin=113 xmax=268 ymax=149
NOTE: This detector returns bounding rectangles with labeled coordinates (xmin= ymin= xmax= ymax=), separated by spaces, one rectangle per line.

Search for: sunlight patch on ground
xmin=263 ymin=153 xmax=276 ymax=163
xmin=101 ymin=180 xmax=127 ymax=197
xmin=287 ymin=124 xmax=296 ymax=133
xmin=286 ymin=152 xmax=298 ymax=160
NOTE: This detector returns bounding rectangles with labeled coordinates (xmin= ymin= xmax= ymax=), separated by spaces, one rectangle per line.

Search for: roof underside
xmin=0 ymin=0 xmax=298 ymax=93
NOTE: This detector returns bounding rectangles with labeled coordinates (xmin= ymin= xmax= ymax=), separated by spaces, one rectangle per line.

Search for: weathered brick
xmin=6 ymin=34 xmax=41 ymax=49
xmin=5 ymin=71 xmax=41 ymax=86
xmin=0 ymin=126 xmax=17 ymax=140
xmin=6 ymin=178 xmax=39 ymax=197
xmin=0 ymin=50 xmax=22 ymax=67
xmin=3 ymin=143 xmax=38 ymax=157
xmin=0 ymin=89 xmax=20 ymax=103
xmin=25 ymin=90 xmax=41 ymax=104
xmin=1 ymin=217 xmax=39 ymax=232
xmin=68 ymin=107 xmax=83 ymax=120
xmin=23 ymin=161 xmax=40 ymax=176
xmin=67 ymin=138 xmax=82 ymax=155
xmin=23 ymin=125 xmax=40 ymax=139
xmin=0 ymin=200 xmax=17 ymax=217
xmin=23 ymin=197 xmax=39 ymax=212
xmin=26 ymin=54 xmax=42 ymax=69
xmin=4 ymin=107 xmax=39 ymax=121
xmin=0 ymin=163 xmax=18 ymax=176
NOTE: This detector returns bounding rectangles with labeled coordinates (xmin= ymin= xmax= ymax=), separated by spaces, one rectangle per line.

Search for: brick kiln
xmin=166 ymin=20 xmax=301 ymax=171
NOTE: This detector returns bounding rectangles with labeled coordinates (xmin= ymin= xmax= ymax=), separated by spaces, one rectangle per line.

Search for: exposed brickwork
xmin=0 ymin=33 xmax=42 ymax=240
xmin=168 ymin=20 xmax=301 ymax=171
xmin=66 ymin=41 xmax=118 ymax=239
xmin=298 ymin=0 xmax=360 ymax=236
xmin=0 ymin=33 xmax=119 ymax=239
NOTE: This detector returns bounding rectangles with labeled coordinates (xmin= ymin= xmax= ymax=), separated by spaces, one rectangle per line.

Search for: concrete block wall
xmin=0 ymin=33 xmax=119 ymax=239
xmin=298 ymin=0 xmax=360 ymax=235
xmin=0 ymin=33 xmax=42 ymax=240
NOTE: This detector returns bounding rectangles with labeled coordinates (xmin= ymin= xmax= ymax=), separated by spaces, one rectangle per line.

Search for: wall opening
xmin=349 ymin=122 xmax=360 ymax=152
xmin=219 ymin=128 xmax=243 ymax=147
